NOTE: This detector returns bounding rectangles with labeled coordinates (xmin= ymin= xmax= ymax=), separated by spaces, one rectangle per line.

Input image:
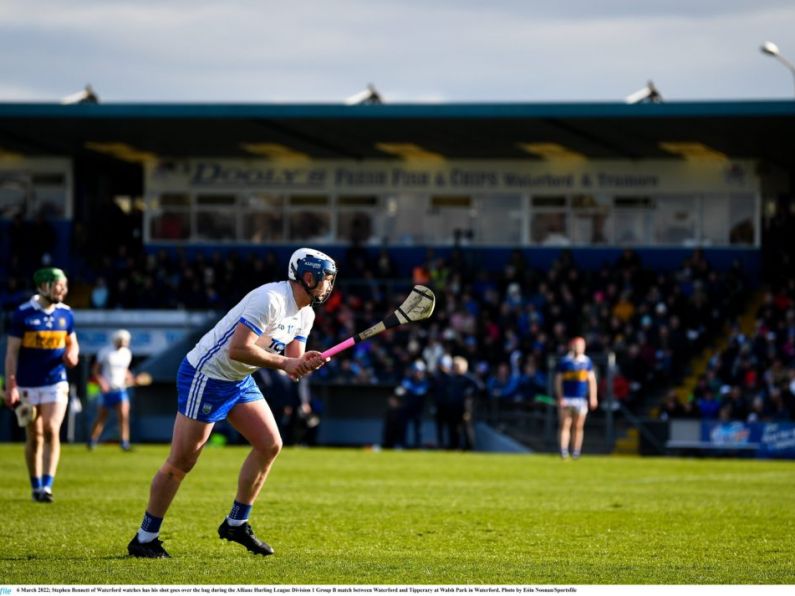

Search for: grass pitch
xmin=1 ymin=444 xmax=794 ymax=584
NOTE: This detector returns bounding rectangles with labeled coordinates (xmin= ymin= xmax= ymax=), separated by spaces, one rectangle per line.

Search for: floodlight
xmin=344 ymin=84 xmax=383 ymax=105
xmin=625 ymin=80 xmax=663 ymax=104
xmin=760 ymin=41 xmax=795 ymax=95
xmin=61 ymin=84 xmax=99 ymax=105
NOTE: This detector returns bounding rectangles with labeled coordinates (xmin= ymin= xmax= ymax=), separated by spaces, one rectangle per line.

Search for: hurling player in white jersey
xmin=128 ymin=248 xmax=336 ymax=559
xmin=88 ymin=329 xmax=135 ymax=451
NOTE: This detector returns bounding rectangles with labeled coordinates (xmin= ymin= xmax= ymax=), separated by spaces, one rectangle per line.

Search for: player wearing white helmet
xmin=128 ymin=248 xmax=336 ymax=559
xmin=88 ymin=329 xmax=143 ymax=451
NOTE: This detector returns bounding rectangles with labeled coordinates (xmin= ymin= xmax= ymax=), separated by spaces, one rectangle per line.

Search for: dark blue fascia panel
xmin=0 ymin=100 xmax=793 ymax=120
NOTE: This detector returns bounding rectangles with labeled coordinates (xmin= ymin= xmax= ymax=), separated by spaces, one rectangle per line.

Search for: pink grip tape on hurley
xmin=321 ymin=337 xmax=356 ymax=359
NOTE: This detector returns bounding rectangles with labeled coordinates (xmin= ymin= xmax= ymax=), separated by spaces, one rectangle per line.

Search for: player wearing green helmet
xmin=33 ymin=267 xmax=69 ymax=305
xmin=3 ymin=267 xmax=79 ymax=502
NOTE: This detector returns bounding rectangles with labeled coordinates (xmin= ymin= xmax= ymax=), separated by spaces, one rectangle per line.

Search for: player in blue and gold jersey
xmin=554 ymin=336 xmax=597 ymax=460
xmin=3 ymin=267 xmax=79 ymax=502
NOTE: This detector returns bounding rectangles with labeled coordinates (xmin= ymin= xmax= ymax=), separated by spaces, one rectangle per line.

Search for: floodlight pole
xmin=761 ymin=42 xmax=795 ymax=96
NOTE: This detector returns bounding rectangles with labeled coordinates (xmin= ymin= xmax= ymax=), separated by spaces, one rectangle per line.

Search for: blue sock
xmin=30 ymin=476 xmax=43 ymax=491
xmin=121 ymin=440 xmax=130 ymax=450
xmin=227 ymin=500 xmax=253 ymax=526
xmin=137 ymin=512 xmax=163 ymax=543
xmin=42 ymin=475 xmax=54 ymax=490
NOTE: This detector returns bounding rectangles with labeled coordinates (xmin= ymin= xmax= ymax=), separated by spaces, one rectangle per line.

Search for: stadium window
xmin=613 ymin=196 xmax=653 ymax=245
xmin=159 ymin=193 xmax=191 ymax=207
xmin=475 ymin=194 xmax=522 ymax=245
xmin=149 ymin=211 xmax=190 ymax=240
xmin=530 ymin=195 xmax=569 ymax=245
xmin=338 ymin=195 xmax=378 ymax=207
xmin=288 ymin=195 xmax=331 ymax=242
xmin=0 ymin=174 xmax=29 ymax=219
xmin=427 ymin=195 xmax=476 ymax=245
xmin=244 ymin=193 xmax=284 ymax=210
xmin=382 ymin=193 xmax=427 ymax=245
xmin=654 ymin=195 xmax=698 ymax=245
xmin=242 ymin=193 xmax=285 ymax=243
xmin=337 ymin=196 xmax=378 ymax=244
xmin=196 ymin=210 xmax=237 ymax=241
xmin=728 ymin=194 xmax=756 ymax=245
xmin=700 ymin=195 xmax=729 ymax=246
xmin=194 ymin=194 xmax=238 ymax=241
xmin=430 ymin=195 xmax=471 ymax=209
xmin=571 ymin=194 xmax=612 ymax=245
xmin=243 ymin=212 xmax=285 ymax=242
xmin=196 ymin=194 xmax=236 ymax=206
xmin=289 ymin=195 xmax=328 ymax=207
xmin=30 ymin=172 xmax=68 ymax=218
xmin=0 ymin=170 xmax=69 ymax=220
xmin=532 ymin=195 xmax=566 ymax=208
xmin=148 ymin=193 xmax=191 ymax=241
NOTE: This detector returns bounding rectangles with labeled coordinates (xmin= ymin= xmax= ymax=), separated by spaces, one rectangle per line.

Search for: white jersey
xmin=97 ymin=345 xmax=132 ymax=390
xmin=186 ymin=281 xmax=314 ymax=382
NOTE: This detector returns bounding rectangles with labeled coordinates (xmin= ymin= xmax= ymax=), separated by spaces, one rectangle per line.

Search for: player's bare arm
xmin=3 ymin=336 xmax=21 ymax=408
xmin=554 ymin=372 xmax=563 ymax=406
xmin=284 ymin=339 xmax=324 ymax=380
xmin=588 ymin=370 xmax=598 ymax=410
xmin=63 ymin=332 xmax=79 ymax=368
xmin=227 ymin=323 xmax=325 ymax=378
xmin=92 ymin=358 xmax=111 ymax=393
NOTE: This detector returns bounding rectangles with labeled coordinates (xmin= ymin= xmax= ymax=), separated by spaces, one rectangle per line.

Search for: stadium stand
xmin=2 ymin=100 xmax=794 ymax=453
xmin=3 ymin=222 xmax=772 ymax=418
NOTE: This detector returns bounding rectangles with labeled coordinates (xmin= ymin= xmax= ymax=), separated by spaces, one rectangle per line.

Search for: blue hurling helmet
xmin=288 ymin=248 xmax=337 ymax=306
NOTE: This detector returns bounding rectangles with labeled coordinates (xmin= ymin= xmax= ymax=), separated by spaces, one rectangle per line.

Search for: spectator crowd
xmin=660 ymin=281 xmax=795 ymax=423
xmin=3 ymin=229 xmax=794 ymax=427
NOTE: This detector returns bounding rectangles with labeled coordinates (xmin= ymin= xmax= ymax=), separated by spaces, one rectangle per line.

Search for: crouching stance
xmin=128 ymin=249 xmax=336 ymax=558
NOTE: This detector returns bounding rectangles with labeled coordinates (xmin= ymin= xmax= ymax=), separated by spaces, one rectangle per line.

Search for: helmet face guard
xmin=289 ymin=249 xmax=337 ymax=306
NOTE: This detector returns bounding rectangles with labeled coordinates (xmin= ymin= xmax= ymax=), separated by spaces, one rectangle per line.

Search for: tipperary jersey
xmin=186 ymin=281 xmax=314 ymax=382
xmin=556 ymin=354 xmax=593 ymax=399
xmin=9 ymin=296 xmax=75 ymax=387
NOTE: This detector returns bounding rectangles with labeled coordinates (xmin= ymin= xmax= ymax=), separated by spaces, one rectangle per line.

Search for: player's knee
xmin=268 ymin=435 xmax=283 ymax=458
xmin=161 ymin=460 xmax=190 ymax=480
xmin=255 ymin=436 xmax=282 ymax=460
xmin=42 ymin=425 xmax=59 ymax=442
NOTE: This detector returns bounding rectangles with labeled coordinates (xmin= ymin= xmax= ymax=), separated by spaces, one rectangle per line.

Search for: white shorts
xmin=561 ymin=397 xmax=589 ymax=416
xmin=19 ymin=382 xmax=69 ymax=406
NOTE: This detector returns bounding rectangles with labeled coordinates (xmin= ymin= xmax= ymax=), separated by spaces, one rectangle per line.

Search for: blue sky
xmin=1 ymin=0 xmax=794 ymax=103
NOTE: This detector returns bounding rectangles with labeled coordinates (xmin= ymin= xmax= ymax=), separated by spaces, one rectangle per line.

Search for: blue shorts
xmin=101 ymin=389 xmax=129 ymax=408
xmin=177 ymin=358 xmax=263 ymax=423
